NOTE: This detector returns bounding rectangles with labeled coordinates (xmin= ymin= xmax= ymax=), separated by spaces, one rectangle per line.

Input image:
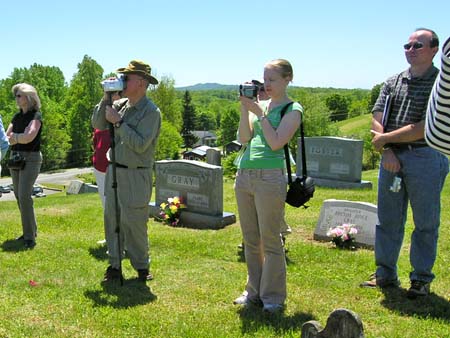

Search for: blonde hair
xmin=265 ymin=59 xmax=294 ymax=82
xmin=12 ymin=83 xmax=41 ymax=111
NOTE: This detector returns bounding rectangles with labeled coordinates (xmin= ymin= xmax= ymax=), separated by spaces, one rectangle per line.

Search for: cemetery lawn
xmin=0 ymin=170 xmax=449 ymax=338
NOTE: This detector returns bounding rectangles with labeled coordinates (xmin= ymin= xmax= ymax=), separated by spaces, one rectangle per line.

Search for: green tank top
xmin=238 ymin=101 xmax=303 ymax=169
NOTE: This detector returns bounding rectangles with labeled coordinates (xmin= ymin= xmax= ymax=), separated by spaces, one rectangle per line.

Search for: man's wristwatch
xmin=257 ymin=115 xmax=267 ymax=121
xmin=114 ymin=119 xmax=123 ymax=128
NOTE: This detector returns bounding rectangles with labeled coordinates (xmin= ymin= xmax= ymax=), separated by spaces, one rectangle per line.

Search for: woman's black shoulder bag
xmin=280 ymin=103 xmax=315 ymax=208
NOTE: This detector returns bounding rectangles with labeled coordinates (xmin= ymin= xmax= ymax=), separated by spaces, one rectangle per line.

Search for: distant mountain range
xmin=175 ymin=83 xmax=238 ymax=91
xmin=175 ymin=82 xmax=369 ymax=92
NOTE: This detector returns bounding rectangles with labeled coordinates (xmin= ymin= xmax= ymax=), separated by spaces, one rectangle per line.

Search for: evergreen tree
xmin=181 ymin=90 xmax=198 ymax=149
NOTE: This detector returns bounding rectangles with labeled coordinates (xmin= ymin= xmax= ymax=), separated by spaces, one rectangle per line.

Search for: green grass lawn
xmin=0 ymin=170 xmax=449 ymax=338
xmin=335 ymin=113 xmax=372 ymax=137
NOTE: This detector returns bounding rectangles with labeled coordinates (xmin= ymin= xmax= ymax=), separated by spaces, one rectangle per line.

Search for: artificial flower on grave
xmin=159 ymin=196 xmax=186 ymax=226
xmin=326 ymin=223 xmax=358 ymax=250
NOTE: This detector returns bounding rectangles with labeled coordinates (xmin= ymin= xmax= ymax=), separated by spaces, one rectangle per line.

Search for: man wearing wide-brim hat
xmin=117 ymin=60 xmax=159 ymax=85
xmin=91 ymin=59 xmax=161 ymax=284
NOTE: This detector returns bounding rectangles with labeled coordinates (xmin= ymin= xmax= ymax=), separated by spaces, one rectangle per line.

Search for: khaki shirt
xmin=91 ymin=96 xmax=161 ymax=168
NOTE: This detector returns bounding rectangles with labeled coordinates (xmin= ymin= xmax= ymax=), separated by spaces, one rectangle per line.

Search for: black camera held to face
xmin=239 ymin=80 xmax=264 ymax=100
xmin=101 ymin=74 xmax=127 ymax=92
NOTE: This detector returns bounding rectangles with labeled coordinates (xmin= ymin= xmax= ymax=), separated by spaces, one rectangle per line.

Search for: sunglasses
xmin=403 ymin=41 xmax=424 ymax=50
xmin=15 ymin=94 xmax=22 ymax=98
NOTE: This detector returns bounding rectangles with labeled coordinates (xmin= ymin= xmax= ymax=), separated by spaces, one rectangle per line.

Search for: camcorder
xmin=101 ymin=74 xmax=127 ymax=92
xmin=239 ymin=80 xmax=264 ymax=100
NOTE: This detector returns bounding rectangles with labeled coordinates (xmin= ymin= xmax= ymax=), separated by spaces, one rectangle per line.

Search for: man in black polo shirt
xmin=361 ymin=28 xmax=448 ymax=298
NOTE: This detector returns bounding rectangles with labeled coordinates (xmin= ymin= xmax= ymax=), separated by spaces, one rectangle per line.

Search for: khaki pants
xmin=234 ymin=168 xmax=287 ymax=305
xmin=104 ymin=165 xmax=152 ymax=271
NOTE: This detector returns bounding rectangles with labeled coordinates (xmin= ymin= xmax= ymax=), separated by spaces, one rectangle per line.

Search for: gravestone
xmin=301 ymin=308 xmax=365 ymax=338
xmin=314 ymin=199 xmax=377 ymax=249
xmin=66 ymin=180 xmax=98 ymax=195
xmin=297 ymin=136 xmax=371 ymax=189
xmin=206 ymin=148 xmax=221 ymax=166
xmin=149 ymin=160 xmax=235 ymax=229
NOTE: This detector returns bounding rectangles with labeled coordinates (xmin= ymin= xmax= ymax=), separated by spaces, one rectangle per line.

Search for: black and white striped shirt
xmin=425 ymin=37 xmax=450 ymax=154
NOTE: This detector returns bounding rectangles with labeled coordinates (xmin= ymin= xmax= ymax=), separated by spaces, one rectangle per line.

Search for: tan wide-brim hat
xmin=117 ymin=60 xmax=159 ymax=85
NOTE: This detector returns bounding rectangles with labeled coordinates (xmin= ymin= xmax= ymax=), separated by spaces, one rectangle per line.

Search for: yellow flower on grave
xmin=159 ymin=196 xmax=186 ymax=227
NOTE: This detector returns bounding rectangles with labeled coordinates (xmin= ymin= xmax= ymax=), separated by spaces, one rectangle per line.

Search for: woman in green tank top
xmin=233 ymin=59 xmax=303 ymax=313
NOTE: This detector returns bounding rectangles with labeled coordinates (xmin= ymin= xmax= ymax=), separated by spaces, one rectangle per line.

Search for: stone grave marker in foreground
xmin=302 ymin=308 xmax=365 ymax=338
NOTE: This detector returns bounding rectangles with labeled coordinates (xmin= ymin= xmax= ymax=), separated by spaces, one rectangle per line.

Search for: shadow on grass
xmin=1 ymin=239 xmax=28 ymax=252
xmin=88 ymin=245 xmax=108 ymax=261
xmin=381 ymin=287 xmax=450 ymax=322
xmin=84 ymin=279 xmax=157 ymax=309
xmin=238 ymin=305 xmax=315 ymax=335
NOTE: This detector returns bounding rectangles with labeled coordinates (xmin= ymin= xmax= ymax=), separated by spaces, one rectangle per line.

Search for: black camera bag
xmin=281 ymin=103 xmax=315 ymax=208
xmin=8 ymin=152 xmax=26 ymax=170
xmin=286 ymin=176 xmax=315 ymax=208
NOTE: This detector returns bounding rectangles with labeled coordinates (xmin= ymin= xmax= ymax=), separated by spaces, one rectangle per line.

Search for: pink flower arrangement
xmin=159 ymin=196 xmax=186 ymax=226
xmin=326 ymin=223 xmax=358 ymax=250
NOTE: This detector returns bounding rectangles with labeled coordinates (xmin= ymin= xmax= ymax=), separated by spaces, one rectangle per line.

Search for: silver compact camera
xmin=239 ymin=83 xmax=259 ymax=100
xmin=389 ymin=176 xmax=402 ymax=193
xmin=101 ymin=74 xmax=127 ymax=92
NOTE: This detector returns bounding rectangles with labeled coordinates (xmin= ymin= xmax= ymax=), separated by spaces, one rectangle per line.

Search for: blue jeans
xmin=375 ymin=147 xmax=448 ymax=283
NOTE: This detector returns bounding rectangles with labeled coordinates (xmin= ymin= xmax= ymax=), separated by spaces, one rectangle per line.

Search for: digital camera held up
xmin=101 ymin=74 xmax=127 ymax=92
xmin=239 ymin=80 xmax=264 ymax=100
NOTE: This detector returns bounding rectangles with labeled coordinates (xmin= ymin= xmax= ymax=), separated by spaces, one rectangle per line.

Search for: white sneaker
xmin=233 ymin=291 xmax=262 ymax=306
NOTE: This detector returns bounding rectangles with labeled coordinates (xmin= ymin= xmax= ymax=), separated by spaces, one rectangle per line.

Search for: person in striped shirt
xmin=425 ymin=36 xmax=450 ymax=154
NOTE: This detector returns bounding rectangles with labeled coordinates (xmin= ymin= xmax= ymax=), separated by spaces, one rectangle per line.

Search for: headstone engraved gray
xmin=66 ymin=180 xmax=98 ymax=195
xmin=297 ymin=136 xmax=372 ymax=189
xmin=314 ymin=199 xmax=377 ymax=249
xmin=149 ymin=160 xmax=235 ymax=229
xmin=301 ymin=308 xmax=365 ymax=338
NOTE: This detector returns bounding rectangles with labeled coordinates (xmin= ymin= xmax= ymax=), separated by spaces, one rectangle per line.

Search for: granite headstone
xmin=149 ymin=160 xmax=235 ymax=229
xmin=314 ymin=199 xmax=377 ymax=248
xmin=66 ymin=180 xmax=98 ymax=195
xmin=297 ymin=136 xmax=371 ymax=189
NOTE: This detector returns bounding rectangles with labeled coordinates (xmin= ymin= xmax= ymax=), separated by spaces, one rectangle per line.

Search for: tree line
xmin=0 ymin=55 xmax=381 ymax=176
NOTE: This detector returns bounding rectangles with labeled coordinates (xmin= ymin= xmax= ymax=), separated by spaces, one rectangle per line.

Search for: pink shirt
xmin=92 ymin=129 xmax=110 ymax=173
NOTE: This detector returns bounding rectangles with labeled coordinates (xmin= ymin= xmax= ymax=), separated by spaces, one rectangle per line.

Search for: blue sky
xmin=2 ymin=0 xmax=449 ymax=89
